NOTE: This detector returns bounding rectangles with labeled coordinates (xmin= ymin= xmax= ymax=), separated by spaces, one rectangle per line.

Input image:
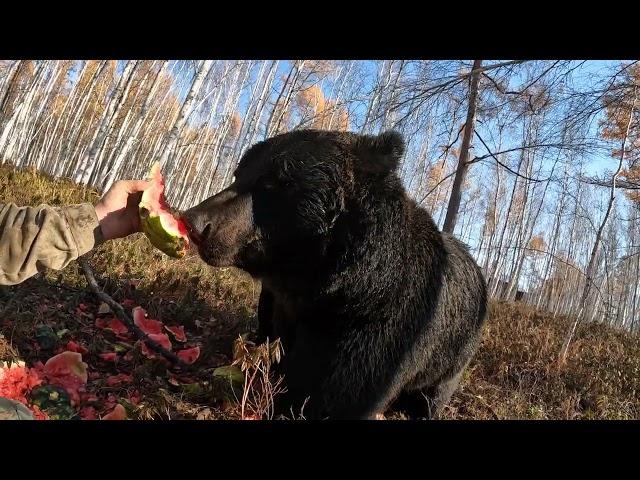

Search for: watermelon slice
xmin=147 ymin=333 xmax=172 ymax=350
xmin=165 ymin=325 xmax=187 ymax=343
xmin=139 ymin=162 xmax=189 ymax=258
xmin=139 ymin=333 xmax=172 ymax=359
xmin=176 ymin=346 xmax=200 ymax=365
xmin=43 ymin=351 xmax=88 ymax=384
xmin=132 ymin=306 xmax=164 ymax=335
xmin=95 ymin=317 xmax=129 ymax=336
xmin=41 ymin=351 xmax=88 ymax=405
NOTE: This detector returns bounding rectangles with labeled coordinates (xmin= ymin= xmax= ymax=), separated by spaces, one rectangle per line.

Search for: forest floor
xmin=1 ymin=164 xmax=639 ymax=420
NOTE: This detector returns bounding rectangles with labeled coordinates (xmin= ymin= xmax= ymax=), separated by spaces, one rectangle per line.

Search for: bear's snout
xmin=183 ymin=189 xmax=237 ymax=244
xmin=182 ymin=187 xmax=255 ymax=268
xmin=181 ymin=208 xmax=211 ymax=246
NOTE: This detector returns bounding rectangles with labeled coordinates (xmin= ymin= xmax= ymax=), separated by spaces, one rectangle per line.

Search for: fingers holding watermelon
xmin=95 ymin=179 xmax=151 ymax=240
xmin=96 ymin=163 xmax=191 ymax=258
xmin=138 ymin=163 xmax=190 ymax=258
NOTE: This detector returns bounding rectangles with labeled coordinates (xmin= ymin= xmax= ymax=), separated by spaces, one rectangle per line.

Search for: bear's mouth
xmin=182 ymin=219 xmax=205 ymax=247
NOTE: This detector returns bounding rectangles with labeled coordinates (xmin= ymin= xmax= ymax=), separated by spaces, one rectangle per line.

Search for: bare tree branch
xmin=473 ymin=129 xmax=554 ymax=182
xmin=78 ymin=255 xmax=189 ymax=369
xmin=580 ymin=175 xmax=640 ymax=190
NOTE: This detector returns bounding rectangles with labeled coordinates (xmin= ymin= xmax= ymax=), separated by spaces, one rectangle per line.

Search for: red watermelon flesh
xmin=176 ymin=346 xmax=200 ymax=365
xmin=132 ymin=306 xmax=164 ymax=335
xmin=139 ymin=162 xmax=189 ymax=258
xmin=165 ymin=325 xmax=187 ymax=343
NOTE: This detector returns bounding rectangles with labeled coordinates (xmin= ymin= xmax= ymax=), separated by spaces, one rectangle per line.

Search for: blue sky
xmin=65 ymin=59 xmax=626 ymax=183
xmin=71 ymin=60 xmax=623 ymax=153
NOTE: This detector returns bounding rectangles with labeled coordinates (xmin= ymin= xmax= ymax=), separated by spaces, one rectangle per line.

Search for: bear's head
xmin=182 ymin=129 xmax=405 ymax=278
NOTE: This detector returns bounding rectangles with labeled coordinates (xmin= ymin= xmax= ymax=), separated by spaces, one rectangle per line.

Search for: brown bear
xmin=183 ymin=129 xmax=487 ymax=420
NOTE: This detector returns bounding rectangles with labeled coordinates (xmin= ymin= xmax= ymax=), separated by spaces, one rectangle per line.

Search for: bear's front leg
xmin=256 ymin=287 xmax=275 ymax=344
xmin=274 ymin=322 xmax=409 ymax=420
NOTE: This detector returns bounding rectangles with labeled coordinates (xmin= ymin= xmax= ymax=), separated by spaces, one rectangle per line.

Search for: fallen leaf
xmin=56 ymin=329 xmax=70 ymax=339
xmin=75 ymin=306 xmax=93 ymax=319
xmin=182 ymin=382 xmax=204 ymax=396
xmin=213 ymin=365 xmax=244 ymax=385
xmin=151 ymin=333 xmax=172 ymax=349
xmin=107 ymin=318 xmax=128 ymax=335
xmin=97 ymin=302 xmax=111 ymax=315
xmin=113 ymin=342 xmax=133 ymax=353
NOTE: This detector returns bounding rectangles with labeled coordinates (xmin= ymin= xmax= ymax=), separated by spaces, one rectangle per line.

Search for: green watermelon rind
xmin=139 ymin=208 xmax=187 ymax=258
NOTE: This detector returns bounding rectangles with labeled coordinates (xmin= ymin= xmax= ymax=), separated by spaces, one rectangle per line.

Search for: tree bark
xmin=442 ymin=59 xmax=483 ymax=235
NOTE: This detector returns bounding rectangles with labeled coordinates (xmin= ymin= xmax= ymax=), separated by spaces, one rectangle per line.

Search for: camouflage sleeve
xmin=0 ymin=202 xmax=104 ymax=286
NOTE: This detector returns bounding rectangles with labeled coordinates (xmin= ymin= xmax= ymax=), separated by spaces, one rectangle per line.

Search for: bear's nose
xmin=181 ymin=209 xmax=212 ymax=245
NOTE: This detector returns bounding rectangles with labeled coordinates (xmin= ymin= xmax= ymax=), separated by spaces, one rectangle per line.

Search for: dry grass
xmin=1 ymin=164 xmax=639 ymax=420
xmin=231 ymin=335 xmax=286 ymax=420
xmin=441 ymin=301 xmax=640 ymax=419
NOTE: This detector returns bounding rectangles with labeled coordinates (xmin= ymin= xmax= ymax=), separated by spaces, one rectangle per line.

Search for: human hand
xmin=94 ymin=180 xmax=150 ymax=240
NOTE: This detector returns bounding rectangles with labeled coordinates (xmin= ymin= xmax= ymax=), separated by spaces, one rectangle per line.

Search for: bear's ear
xmin=352 ymin=130 xmax=405 ymax=175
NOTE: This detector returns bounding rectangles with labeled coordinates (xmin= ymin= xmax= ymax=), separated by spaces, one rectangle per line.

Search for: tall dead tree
xmin=442 ymin=60 xmax=483 ymax=235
